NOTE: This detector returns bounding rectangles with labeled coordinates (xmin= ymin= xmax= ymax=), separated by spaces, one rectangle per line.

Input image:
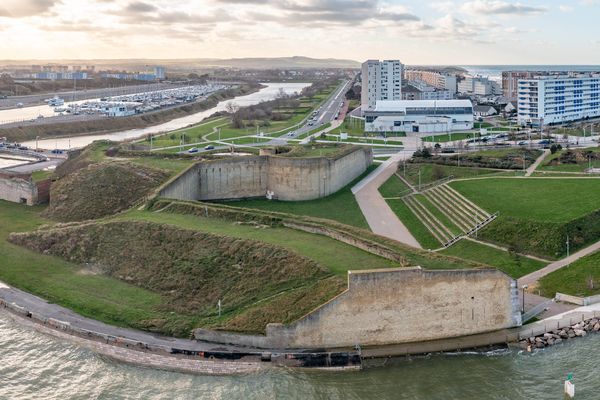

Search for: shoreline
xmin=1 ymin=83 xmax=263 ymax=143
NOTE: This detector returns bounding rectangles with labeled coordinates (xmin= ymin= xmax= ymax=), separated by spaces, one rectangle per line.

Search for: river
xmin=1 ymin=312 xmax=598 ymax=399
xmin=19 ymin=83 xmax=310 ymax=150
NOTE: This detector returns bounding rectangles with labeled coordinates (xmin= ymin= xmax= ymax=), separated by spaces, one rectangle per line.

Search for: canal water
xmin=20 ymin=83 xmax=310 ymax=150
xmin=1 ymin=312 xmax=598 ymax=399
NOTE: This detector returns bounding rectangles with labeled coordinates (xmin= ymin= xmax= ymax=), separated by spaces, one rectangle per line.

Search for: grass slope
xmin=223 ymin=165 xmax=376 ymax=229
xmin=441 ymin=239 xmax=546 ymax=279
xmin=385 ymin=199 xmax=441 ymax=250
xmin=539 ymin=250 xmax=600 ymax=297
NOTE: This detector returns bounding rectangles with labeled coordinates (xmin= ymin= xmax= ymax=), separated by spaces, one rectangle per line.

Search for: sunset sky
xmin=0 ymin=0 xmax=599 ymax=64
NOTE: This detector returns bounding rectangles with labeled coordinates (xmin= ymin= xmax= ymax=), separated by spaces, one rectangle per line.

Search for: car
xmin=441 ymin=149 xmax=456 ymax=154
xmin=204 ymin=145 xmax=215 ymax=150
xmin=187 ymin=147 xmax=199 ymax=153
xmin=50 ymin=149 xmax=64 ymax=154
xmin=538 ymin=139 xmax=554 ymax=145
xmin=517 ymin=141 xmax=528 ymax=146
xmin=18 ymin=146 xmax=28 ymax=150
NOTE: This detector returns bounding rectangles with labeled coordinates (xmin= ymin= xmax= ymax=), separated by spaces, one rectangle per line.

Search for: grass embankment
xmin=8 ymin=219 xmax=351 ymax=335
xmin=225 ymin=164 xmax=376 ymax=229
xmin=378 ymin=173 xmax=411 ymax=198
xmin=539 ymin=250 xmax=600 ymax=297
xmin=385 ymin=198 xmax=441 ymax=250
xmin=398 ymin=163 xmax=518 ymax=186
xmin=1 ymin=84 xmax=262 ymax=142
xmin=450 ymin=178 xmax=600 ymax=259
xmin=412 ymin=148 xmax=542 ymax=170
xmin=539 ymin=147 xmax=600 ymax=173
xmin=422 ymin=132 xmax=475 ymax=143
xmin=440 ymin=239 xmax=546 ymax=279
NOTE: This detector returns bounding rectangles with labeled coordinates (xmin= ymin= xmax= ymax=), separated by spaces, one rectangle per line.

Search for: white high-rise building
xmin=361 ymin=60 xmax=403 ymax=110
xmin=458 ymin=76 xmax=501 ymax=96
xmin=517 ymin=73 xmax=600 ymax=126
xmin=154 ymin=66 xmax=166 ymax=80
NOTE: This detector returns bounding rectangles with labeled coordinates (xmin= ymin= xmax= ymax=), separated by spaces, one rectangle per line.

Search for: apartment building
xmin=458 ymin=76 xmax=501 ymax=96
xmin=517 ymin=73 xmax=600 ymax=126
xmin=502 ymin=71 xmax=537 ymax=99
xmin=361 ymin=60 xmax=403 ymax=110
xmin=405 ymin=69 xmax=457 ymax=94
xmin=403 ymin=80 xmax=453 ymax=100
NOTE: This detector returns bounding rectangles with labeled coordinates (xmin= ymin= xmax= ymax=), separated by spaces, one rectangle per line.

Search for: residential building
xmin=363 ymin=99 xmax=474 ymax=134
xmin=502 ymin=71 xmax=537 ymax=99
xmin=403 ymin=80 xmax=453 ymax=100
xmin=361 ymin=60 xmax=403 ymax=110
xmin=517 ymin=73 xmax=600 ymax=126
xmin=473 ymin=105 xmax=498 ymax=117
xmin=154 ymin=66 xmax=166 ymax=80
xmin=458 ymin=76 xmax=501 ymax=96
xmin=405 ymin=69 xmax=457 ymax=94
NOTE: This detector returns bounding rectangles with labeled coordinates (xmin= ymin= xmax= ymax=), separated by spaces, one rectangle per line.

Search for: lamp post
xmin=522 ymin=284 xmax=528 ymax=313
xmin=566 ymin=235 xmax=570 ymax=258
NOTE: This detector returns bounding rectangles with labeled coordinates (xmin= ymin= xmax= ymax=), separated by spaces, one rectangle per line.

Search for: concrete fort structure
xmin=0 ymin=171 xmax=50 ymax=206
xmin=194 ymin=267 xmax=522 ymax=350
xmin=364 ymin=99 xmax=474 ymax=135
xmin=361 ymin=60 xmax=404 ymax=111
xmin=158 ymin=146 xmax=372 ymax=202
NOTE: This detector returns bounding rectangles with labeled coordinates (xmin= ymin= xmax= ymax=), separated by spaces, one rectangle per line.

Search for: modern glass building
xmin=517 ymin=73 xmax=600 ymax=126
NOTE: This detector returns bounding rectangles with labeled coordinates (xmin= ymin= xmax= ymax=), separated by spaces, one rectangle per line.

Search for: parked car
xmin=517 ymin=141 xmax=528 ymax=146
xmin=18 ymin=146 xmax=28 ymax=150
xmin=50 ymin=149 xmax=64 ymax=154
xmin=538 ymin=139 xmax=554 ymax=145
xmin=187 ymin=147 xmax=199 ymax=153
xmin=204 ymin=145 xmax=215 ymax=150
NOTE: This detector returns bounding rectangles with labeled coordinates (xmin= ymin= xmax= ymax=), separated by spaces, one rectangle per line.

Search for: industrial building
xmin=361 ymin=60 xmax=404 ymax=110
xmin=517 ymin=73 xmax=600 ymax=126
xmin=363 ymin=99 xmax=474 ymax=134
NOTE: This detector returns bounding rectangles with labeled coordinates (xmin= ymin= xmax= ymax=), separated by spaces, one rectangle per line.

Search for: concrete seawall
xmin=158 ymin=146 xmax=373 ymax=202
xmin=195 ymin=267 xmax=522 ymax=349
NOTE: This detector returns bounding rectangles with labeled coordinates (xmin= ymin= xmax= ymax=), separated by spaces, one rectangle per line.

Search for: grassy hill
xmin=450 ymin=178 xmax=600 ymax=258
xmin=9 ymin=220 xmax=346 ymax=336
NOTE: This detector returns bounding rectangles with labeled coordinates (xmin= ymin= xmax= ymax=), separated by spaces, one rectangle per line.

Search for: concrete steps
xmin=403 ymin=196 xmax=450 ymax=245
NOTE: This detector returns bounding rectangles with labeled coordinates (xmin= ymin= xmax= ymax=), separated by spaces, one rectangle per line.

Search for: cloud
xmin=124 ymin=1 xmax=158 ymax=13
xmin=559 ymin=5 xmax=573 ymax=11
xmin=461 ymin=0 xmax=547 ymax=15
xmin=0 ymin=0 xmax=58 ymax=18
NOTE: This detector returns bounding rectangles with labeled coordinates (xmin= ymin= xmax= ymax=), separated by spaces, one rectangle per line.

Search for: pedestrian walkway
xmin=352 ymin=151 xmax=421 ymax=248
xmin=518 ymin=238 xmax=600 ymax=287
xmin=524 ymin=149 xmax=550 ymax=177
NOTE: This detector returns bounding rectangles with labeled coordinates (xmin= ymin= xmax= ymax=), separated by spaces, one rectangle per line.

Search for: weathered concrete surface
xmin=196 ymin=267 xmax=522 ymax=349
xmin=158 ymin=147 xmax=372 ymax=202
xmin=0 ymin=171 xmax=49 ymax=205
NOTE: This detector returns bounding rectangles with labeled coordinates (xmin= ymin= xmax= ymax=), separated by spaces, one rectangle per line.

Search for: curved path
xmin=352 ymin=150 xmax=421 ymax=248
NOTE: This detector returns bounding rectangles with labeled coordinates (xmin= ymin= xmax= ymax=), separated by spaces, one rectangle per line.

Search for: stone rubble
xmin=520 ymin=318 xmax=600 ymax=350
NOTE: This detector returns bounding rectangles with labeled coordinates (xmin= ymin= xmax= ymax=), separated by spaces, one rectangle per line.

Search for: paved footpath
xmin=518 ymin=238 xmax=600 ymax=287
xmin=352 ymin=150 xmax=421 ymax=248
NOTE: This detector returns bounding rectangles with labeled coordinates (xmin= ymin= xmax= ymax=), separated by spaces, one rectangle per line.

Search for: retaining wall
xmin=0 ymin=172 xmax=49 ymax=205
xmin=195 ymin=267 xmax=522 ymax=349
xmin=158 ymin=147 xmax=372 ymax=202
xmin=555 ymin=292 xmax=600 ymax=306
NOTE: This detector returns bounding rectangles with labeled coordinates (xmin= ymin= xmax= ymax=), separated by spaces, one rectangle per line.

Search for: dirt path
xmin=525 ymin=149 xmax=550 ymax=177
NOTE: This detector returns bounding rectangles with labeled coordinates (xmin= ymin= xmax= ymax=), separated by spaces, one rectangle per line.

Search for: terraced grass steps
xmin=403 ymin=196 xmax=447 ymax=245
xmin=401 ymin=182 xmax=498 ymax=249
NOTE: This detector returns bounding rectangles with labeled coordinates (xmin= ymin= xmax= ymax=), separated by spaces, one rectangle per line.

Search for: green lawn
xmin=0 ymin=200 xmax=173 ymax=332
xmin=539 ymin=250 xmax=600 ymax=297
xmin=385 ymin=199 xmax=441 ymax=250
xmin=119 ymin=210 xmax=396 ymax=276
xmin=422 ymin=132 xmax=477 ymax=143
xmin=378 ymin=174 xmax=411 ymax=198
xmin=441 ymin=239 xmax=547 ymax=279
xmin=223 ymin=165 xmax=376 ymax=229
xmin=539 ymin=147 xmax=600 ymax=173
xmin=450 ymin=178 xmax=600 ymax=223
xmin=401 ymin=163 xmax=514 ymax=186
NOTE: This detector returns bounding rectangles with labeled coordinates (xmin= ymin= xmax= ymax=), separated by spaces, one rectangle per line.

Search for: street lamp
xmin=522 ymin=284 xmax=528 ymax=313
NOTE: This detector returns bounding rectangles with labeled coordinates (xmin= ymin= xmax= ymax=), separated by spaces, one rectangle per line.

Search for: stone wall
xmin=158 ymin=147 xmax=372 ymax=202
xmin=0 ymin=172 xmax=48 ymax=205
xmin=195 ymin=267 xmax=522 ymax=349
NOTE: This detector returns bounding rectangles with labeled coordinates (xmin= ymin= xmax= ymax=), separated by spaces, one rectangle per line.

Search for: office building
xmin=361 ymin=60 xmax=403 ymax=110
xmin=363 ymin=99 xmax=474 ymax=134
xmin=517 ymin=73 xmax=600 ymax=126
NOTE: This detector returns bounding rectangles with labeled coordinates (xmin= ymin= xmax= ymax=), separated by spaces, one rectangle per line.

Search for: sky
xmin=0 ymin=0 xmax=599 ymax=64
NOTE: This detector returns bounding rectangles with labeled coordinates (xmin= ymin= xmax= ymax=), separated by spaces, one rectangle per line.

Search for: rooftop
xmin=373 ymin=99 xmax=473 ymax=112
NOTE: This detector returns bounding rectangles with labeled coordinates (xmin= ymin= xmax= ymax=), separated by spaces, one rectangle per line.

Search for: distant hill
xmin=0 ymin=56 xmax=360 ymax=70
